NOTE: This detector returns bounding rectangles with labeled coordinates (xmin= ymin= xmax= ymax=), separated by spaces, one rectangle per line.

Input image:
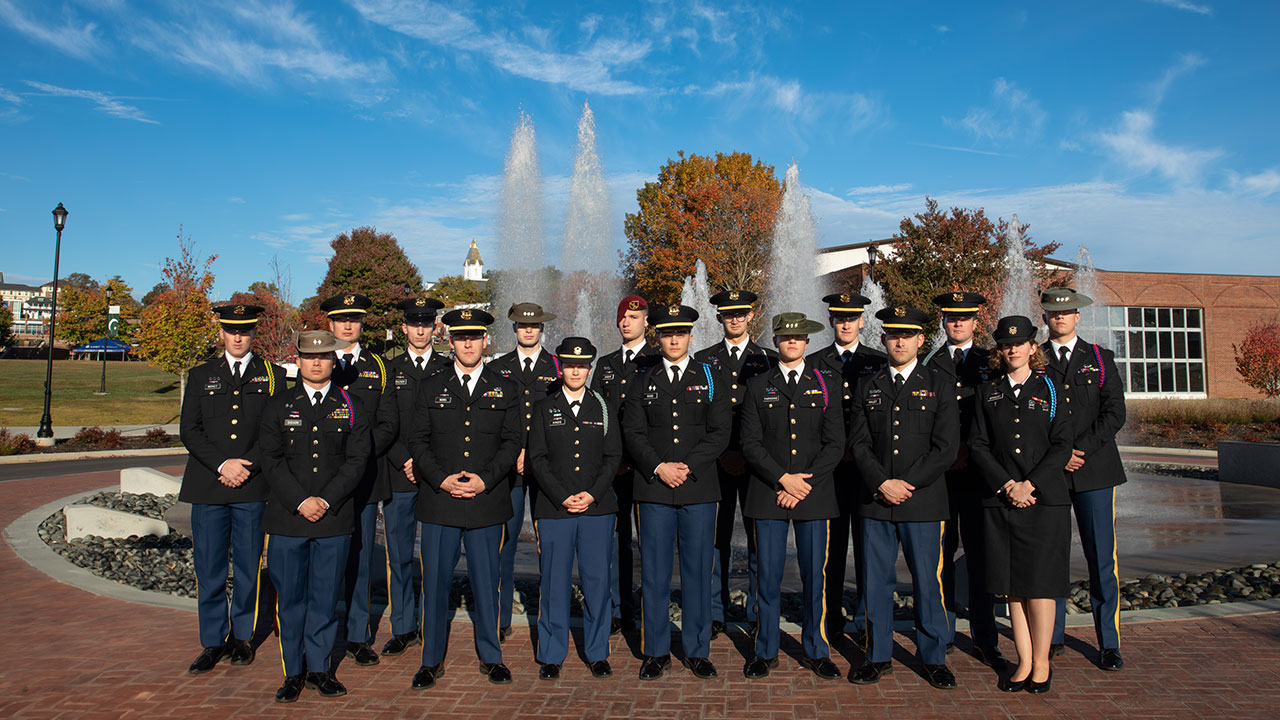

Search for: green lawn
xmin=0 ymin=359 xmax=181 ymax=428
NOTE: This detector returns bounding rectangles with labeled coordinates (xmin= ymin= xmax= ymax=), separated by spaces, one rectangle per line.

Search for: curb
xmin=0 ymin=447 xmax=188 ymax=465
xmin=1119 ymin=445 xmax=1217 ymax=458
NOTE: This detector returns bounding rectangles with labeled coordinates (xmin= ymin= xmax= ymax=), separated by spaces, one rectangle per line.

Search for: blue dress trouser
xmin=190 ymin=501 xmax=265 ymax=648
xmin=498 ymin=485 xmax=527 ymax=630
xmin=382 ymin=490 xmax=420 ymax=636
xmin=826 ymin=508 xmax=868 ymax=636
xmin=636 ymin=501 xmax=716 ymax=659
xmin=942 ymin=495 xmax=999 ymax=647
xmin=862 ymin=518 xmax=949 ymax=665
xmin=268 ymin=533 xmax=351 ymax=677
xmin=534 ymin=514 xmax=615 ymax=665
xmin=420 ymin=522 xmax=505 ymax=667
xmin=342 ymin=502 xmax=378 ymax=644
xmin=755 ymin=518 xmax=830 ymax=661
xmin=711 ymin=468 xmax=757 ymax=624
xmin=1052 ymin=486 xmax=1121 ymax=650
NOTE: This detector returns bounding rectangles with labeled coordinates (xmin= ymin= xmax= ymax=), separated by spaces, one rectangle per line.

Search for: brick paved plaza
xmin=3 ymin=470 xmax=1278 ymax=719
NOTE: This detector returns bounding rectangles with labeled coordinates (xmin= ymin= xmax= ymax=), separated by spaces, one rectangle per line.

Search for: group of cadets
xmin=179 ymin=281 xmax=1125 ymax=701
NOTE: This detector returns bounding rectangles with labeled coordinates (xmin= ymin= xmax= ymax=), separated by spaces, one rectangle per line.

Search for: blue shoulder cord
xmin=699 ymin=362 xmax=715 ymax=402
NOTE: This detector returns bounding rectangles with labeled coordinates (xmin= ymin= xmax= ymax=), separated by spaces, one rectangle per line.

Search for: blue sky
xmin=2 ymin=0 xmax=1278 ymax=302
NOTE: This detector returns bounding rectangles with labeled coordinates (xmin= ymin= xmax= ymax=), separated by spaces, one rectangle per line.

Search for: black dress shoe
xmin=480 ymin=663 xmax=513 ymax=684
xmin=945 ymin=642 xmax=956 ymax=655
xmin=589 ymin=660 xmax=613 ymax=678
xmin=346 ymin=642 xmax=380 ymax=666
xmin=638 ymin=655 xmax=670 ymax=680
xmin=849 ymin=661 xmax=892 ymax=684
xmin=997 ymin=674 xmax=1028 ymax=693
xmin=974 ymin=645 xmax=1008 ymax=670
xmin=799 ymin=656 xmax=841 ymax=680
xmin=1049 ymin=643 xmax=1064 ymax=658
xmin=187 ymin=645 xmax=227 ymax=675
xmin=381 ymin=631 xmax=422 ymax=656
xmin=923 ymin=664 xmax=957 ymax=690
xmin=539 ymin=663 xmax=560 ymax=680
xmin=228 ymin=638 xmax=254 ymax=666
xmin=610 ymin=617 xmax=623 ymax=636
xmin=411 ymin=663 xmax=445 ymax=690
xmin=743 ymin=656 xmax=777 ymax=679
xmin=1027 ymin=668 xmax=1052 ymax=694
xmin=499 ymin=626 xmax=514 ymax=644
xmin=304 ymin=672 xmax=347 ymax=698
xmin=1099 ymin=648 xmax=1124 ymax=671
xmin=686 ymin=657 xmax=717 ymax=679
xmin=274 ymin=674 xmax=304 ymax=703
xmin=710 ymin=620 xmax=727 ymax=640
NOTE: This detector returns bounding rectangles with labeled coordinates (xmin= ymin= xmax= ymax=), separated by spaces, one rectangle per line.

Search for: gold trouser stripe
xmin=267 ymin=535 xmax=287 ymax=677
xmin=383 ymin=515 xmax=393 ymax=630
xmin=497 ymin=524 xmax=508 ymax=642
xmin=936 ymin=521 xmax=948 ymax=615
xmin=1111 ymin=487 xmax=1121 ymax=647
xmin=818 ymin=519 xmax=831 ymax=648
xmin=634 ymin=503 xmax=645 ymax=653
xmin=534 ymin=520 xmax=542 ymax=631
xmin=250 ymin=533 xmax=267 ymax=640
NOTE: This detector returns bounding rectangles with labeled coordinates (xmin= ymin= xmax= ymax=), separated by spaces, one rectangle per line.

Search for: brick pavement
xmin=2 ymin=471 xmax=1279 ymax=719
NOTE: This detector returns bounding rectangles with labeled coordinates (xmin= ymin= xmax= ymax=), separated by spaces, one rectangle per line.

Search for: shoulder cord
xmin=812 ymin=368 xmax=829 ymax=411
xmin=1090 ymin=343 xmax=1106 ymax=388
xmin=337 ymin=387 xmax=356 ymax=429
xmin=372 ymin=354 xmax=387 ymax=393
xmin=1043 ymin=375 xmax=1057 ymax=422
xmin=267 ymin=362 xmax=277 ymax=396
xmin=700 ymin=362 xmax=715 ymax=402
xmin=551 ymin=354 xmax=562 ymax=379
xmin=591 ymin=389 xmax=609 ymax=436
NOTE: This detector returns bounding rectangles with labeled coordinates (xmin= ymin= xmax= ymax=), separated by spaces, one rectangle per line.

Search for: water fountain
xmin=493 ymin=111 xmax=548 ymax=350
xmin=561 ymin=102 xmax=621 ymax=346
xmin=767 ymin=163 xmax=829 ymax=345
xmin=998 ymin=213 xmax=1035 ymax=321
xmin=680 ymin=259 xmax=719 ymax=353
xmin=858 ymin=273 xmax=887 ymax=345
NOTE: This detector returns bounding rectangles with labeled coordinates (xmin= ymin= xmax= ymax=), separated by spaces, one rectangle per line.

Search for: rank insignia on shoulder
xmin=483 ymin=388 xmax=504 ymax=398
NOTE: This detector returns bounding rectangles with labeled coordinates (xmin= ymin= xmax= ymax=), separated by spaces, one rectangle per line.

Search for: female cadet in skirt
xmin=968 ymin=315 xmax=1073 ymax=694
xmin=526 ymin=337 xmax=622 ymax=680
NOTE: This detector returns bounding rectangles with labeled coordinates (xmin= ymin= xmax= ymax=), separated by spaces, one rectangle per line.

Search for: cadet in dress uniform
xmin=488 ymin=302 xmax=561 ymax=642
xmin=591 ymin=295 xmax=660 ymax=632
xmin=378 ymin=296 xmax=451 ymax=658
xmin=1040 ymin=288 xmax=1127 ymax=671
xmin=407 ymin=308 xmax=523 ymax=689
xmin=259 ymin=331 xmax=372 ymax=702
xmin=923 ymin=291 xmax=1006 ymax=668
xmin=527 ymin=337 xmax=622 ymax=680
xmin=739 ymin=312 xmax=844 ymax=681
xmin=622 ymin=304 xmax=732 ymax=681
xmin=969 ymin=315 xmax=1073 ymax=694
xmin=694 ymin=289 xmax=775 ymax=638
xmin=808 ymin=291 xmax=887 ymax=644
xmin=320 ymin=293 xmax=399 ymax=667
xmin=846 ymin=307 xmax=959 ymax=690
xmin=180 ymin=304 xmax=286 ymax=674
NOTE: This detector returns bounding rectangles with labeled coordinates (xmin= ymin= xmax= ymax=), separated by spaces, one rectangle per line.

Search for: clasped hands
xmin=298 ymin=496 xmax=328 ymax=522
xmin=1002 ymin=479 xmax=1037 ymax=508
xmin=217 ymin=458 xmax=253 ymax=487
xmin=775 ymin=472 xmax=813 ymax=509
xmin=441 ymin=471 xmax=486 ymax=498
xmin=561 ymin=492 xmax=596 ymax=514
xmin=877 ymin=478 xmax=915 ymax=506
xmin=655 ymin=462 xmax=690 ymax=488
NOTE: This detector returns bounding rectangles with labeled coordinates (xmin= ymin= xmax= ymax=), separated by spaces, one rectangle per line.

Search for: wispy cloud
xmin=1142 ymin=0 xmax=1212 ymax=15
xmin=0 ymin=0 xmax=107 ymax=60
xmin=847 ymin=183 xmax=913 ymax=196
xmin=947 ymin=77 xmax=1046 ymax=142
xmin=1150 ymin=52 xmax=1205 ymax=105
xmin=23 ymin=81 xmax=159 ymax=124
xmin=1227 ymin=168 xmax=1280 ymax=198
xmin=1095 ymin=110 xmax=1220 ymax=185
xmin=702 ymin=74 xmax=883 ymax=132
xmin=0 ymin=86 xmax=21 ymax=104
xmin=227 ymin=196 xmax=246 ymax=204
xmin=346 ymin=0 xmax=650 ymax=95
xmin=910 ymin=142 xmax=1012 ymax=157
xmin=934 ymin=25 xmax=950 ymax=33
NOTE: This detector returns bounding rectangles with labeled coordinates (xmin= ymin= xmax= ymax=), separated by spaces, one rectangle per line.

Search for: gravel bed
xmin=1124 ymin=461 xmax=1219 ymax=481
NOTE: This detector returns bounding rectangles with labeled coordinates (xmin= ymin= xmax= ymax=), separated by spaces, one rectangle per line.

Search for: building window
xmin=1079 ymin=305 xmax=1206 ymax=397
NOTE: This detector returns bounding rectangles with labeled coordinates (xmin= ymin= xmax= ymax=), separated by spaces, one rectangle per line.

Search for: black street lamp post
xmin=36 ymin=203 xmax=68 ymax=447
xmin=96 ymin=285 xmax=113 ymax=395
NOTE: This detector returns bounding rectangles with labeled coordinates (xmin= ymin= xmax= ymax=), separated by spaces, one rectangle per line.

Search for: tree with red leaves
xmin=1234 ymin=319 xmax=1280 ymax=398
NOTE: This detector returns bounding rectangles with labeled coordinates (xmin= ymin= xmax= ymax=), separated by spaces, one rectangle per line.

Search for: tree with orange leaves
xmin=136 ymin=228 xmax=219 ymax=404
xmin=622 ymin=151 xmax=782 ymax=305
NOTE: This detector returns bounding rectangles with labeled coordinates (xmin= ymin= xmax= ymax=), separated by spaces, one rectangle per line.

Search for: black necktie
xmin=953 ymin=347 xmax=964 ymax=369
xmin=893 ymin=373 xmax=904 ymax=394
xmin=523 ymin=356 xmax=533 ymax=379
xmin=1059 ymin=346 xmax=1070 ymax=368
xmin=342 ymin=353 xmax=354 ymax=369
xmin=232 ymin=360 xmax=241 ymax=380
xmin=460 ymin=374 xmax=471 ymax=396
xmin=730 ymin=346 xmax=740 ymax=363
xmin=415 ymin=356 xmax=424 ymax=372
xmin=1011 ymin=383 xmax=1023 ymax=398
xmin=625 ymin=349 xmax=634 ymax=365
xmin=312 ymin=391 xmax=322 ymax=406
xmin=842 ymin=350 xmax=853 ymax=363
xmin=670 ymin=366 xmax=681 ymax=386
xmin=570 ymin=399 xmax=581 ymax=416
xmin=787 ymin=369 xmax=798 ymax=390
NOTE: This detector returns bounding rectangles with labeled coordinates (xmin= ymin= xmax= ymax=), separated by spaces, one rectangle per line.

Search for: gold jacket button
xmin=229 ymin=433 xmax=237 ymax=440
xmin=312 ymin=439 xmax=318 ymax=445
xmin=673 ymin=425 xmax=680 ymax=430
xmin=232 ymin=404 xmax=239 ymax=410
xmin=1015 ymin=448 xmax=1022 ymax=454
xmin=574 ymin=453 xmax=580 ymax=458
xmin=312 ymin=453 xmax=318 ymax=459
xmin=1014 ymin=433 xmax=1021 ymax=439
xmin=464 ymin=451 xmax=470 ymax=457
xmin=464 ymin=436 xmax=470 ymax=442
xmin=574 ymin=439 xmax=580 ymax=445
xmin=673 ymin=438 xmax=680 ymax=444
xmin=791 ymin=449 xmax=797 ymax=455
xmin=790 ymin=418 xmax=796 ymax=425
xmin=1013 ymin=418 xmax=1020 ymax=424
xmin=230 ymin=418 xmax=238 ymax=425
xmin=790 ymin=433 xmax=797 ymax=440
xmin=893 ymin=449 xmax=899 ymax=455
xmin=574 ymin=466 xmax=580 ymax=472
xmin=893 ymin=420 xmax=900 ymax=426
xmin=893 ymin=434 xmax=899 ymax=440
xmin=233 ymin=390 xmax=240 ymax=395
xmin=893 ymin=406 xmax=900 ymax=412
xmin=312 ymin=467 xmax=318 ymax=472
xmin=574 ymin=426 xmax=580 ymax=432
xmin=464 ymin=420 xmax=471 ymax=426
xmin=312 ymin=426 xmax=319 ymax=431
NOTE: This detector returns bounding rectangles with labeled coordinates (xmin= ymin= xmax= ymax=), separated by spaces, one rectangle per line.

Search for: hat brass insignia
xmin=573 ymin=345 xmax=582 ymax=354
xmin=415 ymin=298 xmax=426 ymax=307
xmin=344 ymin=294 xmax=355 ymax=306
xmin=952 ymin=293 xmax=963 ymax=303
xmin=460 ymin=309 xmax=473 ymax=320
xmin=628 ymin=299 xmax=641 ymax=310
xmin=729 ymin=291 xmax=740 ymax=301
xmin=234 ymin=305 xmax=245 ymax=315
xmin=1008 ymin=325 xmax=1018 ymax=335
xmin=668 ymin=305 xmax=679 ymax=316
xmin=840 ymin=293 xmax=850 ymax=303
xmin=894 ymin=307 xmax=906 ymax=317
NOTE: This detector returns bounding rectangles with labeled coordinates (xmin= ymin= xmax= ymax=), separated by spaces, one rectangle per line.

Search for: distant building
xmin=0 ymin=272 xmax=57 ymax=345
xmin=464 ymin=239 xmax=485 ymax=282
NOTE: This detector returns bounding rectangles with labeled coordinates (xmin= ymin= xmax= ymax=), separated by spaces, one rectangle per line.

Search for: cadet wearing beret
xmin=739 ymin=312 xmax=844 ymax=681
xmin=319 ymin=292 xmax=399 ymax=667
xmin=924 ymin=291 xmax=1005 ymax=668
xmin=407 ymin=308 xmax=523 ymax=689
xmin=846 ymin=306 xmax=960 ymax=690
xmin=622 ymin=304 xmax=732 ymax=681
xmin=808 ymin=291 xmax=886 ymax=645
xmin=1040 ymin=287 xmax=1127 ymax=671
xmin=488 ymin=302 xmax=561 ymax=643
xmin=527 ymin=337 xmax=621 ymax=680
xmin=590 ymin=294 xmax=660 ymax=633
xmin=377 ymin=296 xmax=450 ymax=658
xmin=258 ymin=330 xmax=372 ymax=702
xmin=179 ymin=304 xmax=287 ymax=675
xmin=694 ymin=288 xmax=775 ymax=639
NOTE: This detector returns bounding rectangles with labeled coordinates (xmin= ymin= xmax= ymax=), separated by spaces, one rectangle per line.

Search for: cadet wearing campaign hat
xmin=527 ymin=336 xmax=621 ymax=680
xmin=378 ymin=296 xmax=450 ymax=658
xmin=809 ymin=291 xmax=886 ymax=646
xmin=408 ymin=305 xmax=522 ymax=689
xmin=695 ymin=289 xmax=776 ymax=638
xmin=179 ymin=303 xmax=286 ymax=675
xmin=847 ymin=306 xmax=960 ymax=690
xmin=259 ymin=330 xmax=373 ymax=702
xmin=488 ymin=302 xmax=561 ymax=641
xmin=318 ymin=292 xmax=398 ymax=668
xmin=623 ymin=303 xmax=732 ymax=680
xmin=924 ymin=291 xmax=1004 ymax=667
xmin=1039 ymin=287 xmax=1127 ymax=671
xmin=591 ymin=294 xmax=660 ymax=632
xmin=738 ymin=312 xmax=844 ymax=681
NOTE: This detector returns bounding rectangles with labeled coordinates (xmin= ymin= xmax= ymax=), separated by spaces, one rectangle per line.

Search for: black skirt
xmin=983 ymin=502 xmax=1070 ymax=598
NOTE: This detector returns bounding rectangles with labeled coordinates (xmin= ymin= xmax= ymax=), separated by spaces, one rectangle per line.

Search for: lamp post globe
xmin=37 ymin=203 xmax=69 ymax=446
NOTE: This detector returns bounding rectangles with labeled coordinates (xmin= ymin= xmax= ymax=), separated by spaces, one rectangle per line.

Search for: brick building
xmin=816 ymin=242 xmax=1280 ymax=399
